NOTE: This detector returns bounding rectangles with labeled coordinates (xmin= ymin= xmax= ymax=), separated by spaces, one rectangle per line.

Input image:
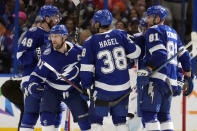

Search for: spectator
xmin=0 ymin=16 xmax=13 ymax=73
xmin=64 ymin=17 xmax=76 ymax=42
xmin=133 ymin=0 xmax=146 ymax=18
xmin=111 ymin=1 xmax=127 ymax=28
xmin=127 ymin=18 xmax=140 ymax=35
xmin=12 ymin=11 xmax=28 ymax=37
xmin=115 ymin=20 xmax=126 ymax=30
xmin=44 ymin=0 xmax=55 ymax=5
xmin=79 ymin=29 xmax=92 ymax=46
xmin=128 ymin=8 xmax=139 ymax=22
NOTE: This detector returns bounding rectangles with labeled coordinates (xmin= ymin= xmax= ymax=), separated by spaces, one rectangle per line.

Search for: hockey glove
xmin=137 ymin=68 xmax=151 ymax=88
xmin=172 ymin=74 xmax=184 ymax=96
xmin=26 ymin=82 xmax=44 ymax=99
xmin=173 ymin=81 xmax=183 ymax=96
xmin=183 ymin=75 xmax=194 ymax=96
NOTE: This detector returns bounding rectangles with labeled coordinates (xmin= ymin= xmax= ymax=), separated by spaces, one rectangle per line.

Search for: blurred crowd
xmin=0 ymin=0 xmax=194 ymax=74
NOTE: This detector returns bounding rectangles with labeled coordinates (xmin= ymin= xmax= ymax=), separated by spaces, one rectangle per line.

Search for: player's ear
xmin=155 ymin=15 xmax=161 ymax=24
xmin=95 ymin=22 xmax=100 ymax=29
xmin=63 ymin=35 xmax=67 ymax=41
xmin=45 ymin=16 xmax=50 ymax=23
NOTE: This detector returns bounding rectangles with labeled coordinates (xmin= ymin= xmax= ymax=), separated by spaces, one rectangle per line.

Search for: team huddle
xmin=1 ymin=4 xmax=194 ymax=131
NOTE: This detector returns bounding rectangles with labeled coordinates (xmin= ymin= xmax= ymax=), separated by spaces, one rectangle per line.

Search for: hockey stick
xmin=72 ymin=0 xmax=80 ymax=43
xmin=43 ymin=62 xmax=88 ymax=96
xmin=190 ymin=32 xmax=197 ymax=59
xmin=95 ymin=41 xmax=193 ymax=107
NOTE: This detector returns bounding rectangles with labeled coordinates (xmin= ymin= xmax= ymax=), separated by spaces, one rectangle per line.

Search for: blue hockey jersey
xmin=28 ymin=41 xmax=82 ymax=91
xmin=80 ymin=29 xmax=141 ymax=95
xmin=145 ymin=25 xmax=191 ymax=89
xmin=17 ymin=27 xmax=50 ymax=86
xmin=133 ymin=32 xmax=146 ymax=69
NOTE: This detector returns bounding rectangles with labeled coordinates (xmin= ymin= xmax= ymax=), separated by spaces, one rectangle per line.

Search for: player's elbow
xmin=127 ymin=45 xmax=141 ymax=59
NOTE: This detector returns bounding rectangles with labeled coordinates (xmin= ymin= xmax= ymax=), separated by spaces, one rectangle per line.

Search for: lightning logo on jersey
xmin=58 ymin=62 xmax=79 ymax=81
xmin=148 ymin=82 xmax=154 ymax=104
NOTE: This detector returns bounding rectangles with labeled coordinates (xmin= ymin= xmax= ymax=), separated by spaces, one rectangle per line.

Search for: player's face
xmin=51 ymin=15 xmax=60 ymax=26
xmin=50 ymin=34 xmax=64 ymax=49
xmin=146 ymin=15 xmax=154 ymax=28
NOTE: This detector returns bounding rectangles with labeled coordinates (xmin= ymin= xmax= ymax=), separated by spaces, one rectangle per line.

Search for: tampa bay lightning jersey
xmin=17 ymin=27 xmax=51 ymax=77
xmin=145 ymin=25 xmax=191 ymax=89
xmin=133 ymin=32 xmax=146 ymax=69
xmin=80 ymin=29 xmax=141 ymax=95
xmin=28 ymin=41 xmax=82 ymax=92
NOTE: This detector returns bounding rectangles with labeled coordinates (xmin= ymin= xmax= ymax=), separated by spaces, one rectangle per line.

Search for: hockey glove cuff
xmin=137 ymin=68 xmax=151 ymax=88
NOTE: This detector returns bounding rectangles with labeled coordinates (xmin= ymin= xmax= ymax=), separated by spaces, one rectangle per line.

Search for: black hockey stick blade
xmin=95 ymin=86 xmax=137 ymax=107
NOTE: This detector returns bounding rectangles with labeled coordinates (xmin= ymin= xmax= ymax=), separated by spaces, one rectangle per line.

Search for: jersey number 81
xmin=97 ymin=46 xmax=127 ymax=74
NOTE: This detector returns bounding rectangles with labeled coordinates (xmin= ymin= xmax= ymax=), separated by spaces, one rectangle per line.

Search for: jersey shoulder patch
xmin=43 ymin=47 xmax=52 ymax=56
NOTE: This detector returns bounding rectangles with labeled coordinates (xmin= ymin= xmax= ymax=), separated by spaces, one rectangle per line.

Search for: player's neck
xmin=57 ymin=42 xmax=68 ymax=53
xmin=99 ymin=28 xmax=110 ymax=33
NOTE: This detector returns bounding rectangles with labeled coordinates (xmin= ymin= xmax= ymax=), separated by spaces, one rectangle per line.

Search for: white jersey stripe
xmin=95 ymin=81 xmax=130 ymax=92
xmin=80 ymin=64 xmax=95 ymax=73
xmin=46 ymin=80 xmax=72 ymax=91
xmin=151 ymin=72 xmax=178 ymax=86
xmin=127 ymin=44 xmax=141 ymax=59
xmin=149 ymin=44 xmax=166 ymax=55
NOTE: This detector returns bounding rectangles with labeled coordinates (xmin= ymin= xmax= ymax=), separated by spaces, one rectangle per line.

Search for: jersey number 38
xmin=97 ymin=46 xmax=127 ymax=74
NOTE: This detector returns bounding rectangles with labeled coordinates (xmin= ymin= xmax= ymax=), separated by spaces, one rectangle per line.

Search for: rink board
xmin=0 ymin=76 xmax=197 ymax=131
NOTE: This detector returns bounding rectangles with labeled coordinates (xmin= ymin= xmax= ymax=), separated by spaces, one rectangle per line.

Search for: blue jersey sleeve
xmin=133 ymin=33 xmax=146 ymax=60
xmin=18 ymin=27 xmax=45 ymax=51
xmin=80 ymin=37 xmax=95 ymax=89
xmin=145 ymin=27 xmax=167 ymax=68
xmin=177 ymin=36 xmax=191 ymax=72
xmin=29 ymin=59 xmax=50 ymax=85
xmin=121 ymin=32 xmax=141 ymax=59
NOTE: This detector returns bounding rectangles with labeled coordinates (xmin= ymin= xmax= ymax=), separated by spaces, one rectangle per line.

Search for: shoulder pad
xmin=84 ymin=36 xmax=92 ymax=42
xmin=29 ymin=27 xmax=38 ymax=32
xmin=134 ymin=32 xmax=143 ymax=37
xmin=74 ymin=43 xmax=82 ymax=49
xmin=150 ymin=25 xmax=158 ymax=29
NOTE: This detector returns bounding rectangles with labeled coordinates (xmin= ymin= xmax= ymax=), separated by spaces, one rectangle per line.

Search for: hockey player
xmin=137 ymin=5 xmax=194 ymax=131
xmin=80 ymin=9 xmax=141 ymax=131
xmin=127 ymin=18 xmax=148 ymax=131
xmin=17 ymin=5 xmax=64 ymax=131
xmin=25 ymin=24 xmax=91 ymax=131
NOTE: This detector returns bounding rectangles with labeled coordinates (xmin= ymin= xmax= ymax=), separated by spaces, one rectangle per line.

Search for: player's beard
xmin=48 ymin=21 xmax=53 ymax=29
xmin=53 ymin=38 xmax=65 ymax=50
xmin=54 ymin=42 xmax=64 ymax=50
